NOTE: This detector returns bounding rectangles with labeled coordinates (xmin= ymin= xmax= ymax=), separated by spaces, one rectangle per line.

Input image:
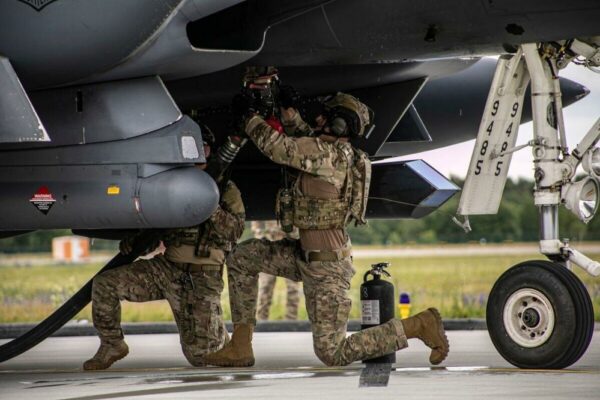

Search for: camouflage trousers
xmin=257 ymin=273 xmax=300 ymax=320
xmin=227 ymin=238 xmax=408 ymax=366
xmin=91 ymin=254 xmax=229 ymax=366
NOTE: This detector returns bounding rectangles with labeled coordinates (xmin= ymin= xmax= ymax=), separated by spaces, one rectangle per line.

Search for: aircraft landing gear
xmin=487 ymin=260 xmax=594 ymax=369
xmin=456 ymin=38 xmax=600 ymax=369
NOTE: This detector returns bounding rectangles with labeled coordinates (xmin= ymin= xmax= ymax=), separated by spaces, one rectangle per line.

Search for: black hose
xmin=0 ymin=232 xmax=157 ymax=362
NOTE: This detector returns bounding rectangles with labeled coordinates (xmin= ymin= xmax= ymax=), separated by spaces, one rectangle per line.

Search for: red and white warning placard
xmin=29 ymin=186 xmax=56 ymax=215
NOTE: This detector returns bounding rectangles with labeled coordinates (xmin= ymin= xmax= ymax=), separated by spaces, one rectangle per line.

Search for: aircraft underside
xmin=0 ymin=0 xmax=599 ymax=371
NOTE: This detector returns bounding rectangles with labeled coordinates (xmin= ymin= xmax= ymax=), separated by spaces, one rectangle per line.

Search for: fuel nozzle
xmin=364 ymin=262 xmax=391 ymax=281
xmin=205 ymin=135 xmax=247 ymax=182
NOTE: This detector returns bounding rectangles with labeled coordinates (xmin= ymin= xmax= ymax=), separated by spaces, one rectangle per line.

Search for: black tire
xmin=486 ymin=260 xmax=594 ymax=369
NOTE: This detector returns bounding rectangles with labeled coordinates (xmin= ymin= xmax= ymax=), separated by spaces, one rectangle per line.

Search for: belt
xmin=305 ymin=247 xmax=352 ymax=262
xmin=190 ymin=264 xmax=222 ymax=272
xmin=176 ymin=263 xmax=222 ymax=272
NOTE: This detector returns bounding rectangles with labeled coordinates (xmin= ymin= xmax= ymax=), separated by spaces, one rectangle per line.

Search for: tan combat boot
xmin=83 ymin=340 xmax=129 ymax=370
xmin=402 ymin=308 xmax=449 ymax=365
xmin=204 ymin=324 xmax=255 ymax=367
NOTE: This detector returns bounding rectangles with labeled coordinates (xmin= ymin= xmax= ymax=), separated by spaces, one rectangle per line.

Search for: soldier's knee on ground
xmin=309 ymin=292 xmax=353 ymax=367
xmin=313 ymin=346 xmax=350 ymax=367
xmin=182 ymin=348 xmax=208 ymax=367
xmin=178 ymin=297 xmax=229 ymax=367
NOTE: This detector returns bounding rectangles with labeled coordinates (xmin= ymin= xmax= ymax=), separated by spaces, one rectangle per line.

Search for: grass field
xmin=1 ymin=250 xmax=599 ymax=323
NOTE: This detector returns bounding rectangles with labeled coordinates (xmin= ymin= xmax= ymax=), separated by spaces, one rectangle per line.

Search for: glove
xmin=231 ymin=92 xmax=257 ymax=133
xmin=119 ymin=235 xmax=135 ymax=255
xmin=231 ymin=91 xmax=255 ymax=116
xmin=279 ymin=85 xmax=300 ymax=109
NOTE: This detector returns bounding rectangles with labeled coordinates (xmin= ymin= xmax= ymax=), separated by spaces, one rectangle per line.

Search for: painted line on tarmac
xmin=5 ymin=319 xmax=600 ymax=339
xmin=3 ymin=365 xmax=597 ymax=376
xmin=393 ymin=366 xmax=599 ymax=374
xmin=0 ymin=319 xmax=490 ymax=339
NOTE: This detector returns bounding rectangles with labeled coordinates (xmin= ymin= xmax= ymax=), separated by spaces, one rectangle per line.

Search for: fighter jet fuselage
xmin=0 ymin=0 xmax=597 ymax=229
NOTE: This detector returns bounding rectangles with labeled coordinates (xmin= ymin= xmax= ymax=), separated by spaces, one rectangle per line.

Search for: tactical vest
xmin=291 ymin=142 xmax=371 ymax=230
xmin=162 ymin=227 xmax=198 ymax=248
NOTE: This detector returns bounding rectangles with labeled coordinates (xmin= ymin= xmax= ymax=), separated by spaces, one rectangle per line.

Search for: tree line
xmin=349 ymin=177 xmax=600 ymax=245
xmin=1 ymin=177 xmax=599 ymax=253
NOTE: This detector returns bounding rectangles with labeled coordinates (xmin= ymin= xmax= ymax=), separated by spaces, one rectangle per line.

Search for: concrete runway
xmin=1 ymin=331 xmax=599 ymax=400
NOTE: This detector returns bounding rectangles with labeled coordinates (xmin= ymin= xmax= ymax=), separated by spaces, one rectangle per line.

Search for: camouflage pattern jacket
xmin=246 ymin=116 xmax=351 ymax=191
xmin=245 ymin=115 xmax=358 ymax=246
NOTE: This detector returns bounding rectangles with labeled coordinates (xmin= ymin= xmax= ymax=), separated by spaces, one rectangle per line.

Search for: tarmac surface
xmin=1 ymin=331 xmax=599 ymax=400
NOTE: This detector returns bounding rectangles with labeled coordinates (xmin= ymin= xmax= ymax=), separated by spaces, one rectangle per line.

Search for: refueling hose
xmin=0 ymin=231 xmax=157 ymax=362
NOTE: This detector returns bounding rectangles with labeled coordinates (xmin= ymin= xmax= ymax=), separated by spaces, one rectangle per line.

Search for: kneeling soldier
xmin=83 ymin=131 xmax=245 ymax=370
xmin=205 ymin=92 xmax=449 ymax=367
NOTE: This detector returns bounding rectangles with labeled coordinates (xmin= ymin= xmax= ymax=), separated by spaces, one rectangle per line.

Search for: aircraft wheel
xmin=486 ymin=260 xmax=594 ymax=369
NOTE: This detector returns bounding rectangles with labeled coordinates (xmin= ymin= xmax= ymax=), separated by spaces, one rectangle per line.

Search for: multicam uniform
xmin=226 ymin=114 xmax=408 ymax=366
xmin=91 ymin=180 xmax=245 ymax=366
xmin=251 ymin=221 xmax=300 ymax=320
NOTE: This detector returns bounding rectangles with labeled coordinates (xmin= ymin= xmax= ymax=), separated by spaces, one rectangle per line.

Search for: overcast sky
xmin=397 ymin=61 xmax=600 ymax=180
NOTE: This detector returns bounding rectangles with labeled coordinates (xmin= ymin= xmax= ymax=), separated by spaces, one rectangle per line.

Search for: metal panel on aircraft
xmin=386 ymin=105 xmax=432 ymax=143
xmin=0 ymin=117 xmax=204 ymax=166
xmin=0 ymin=0 xmax=184 ymax=88
xmin=0 ymin=165 xmax=218 ymax=230
xmin=0 ymin=57 xmax=49 ymax=143
xmin=233 ymin=160 xmax=459 ymax=220
xmin=351 ymin=79 xmax=427 ymax=156
xmin=24 ymin=76 xmax=182 ymax=148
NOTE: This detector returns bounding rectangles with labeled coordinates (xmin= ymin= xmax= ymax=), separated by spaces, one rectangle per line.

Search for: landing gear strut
xmin=457 ymin=39 xmax=600 ymax=369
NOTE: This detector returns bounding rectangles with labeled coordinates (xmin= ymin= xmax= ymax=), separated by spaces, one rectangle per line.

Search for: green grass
xmin=1 ymin=251 xmax=599 ymax=323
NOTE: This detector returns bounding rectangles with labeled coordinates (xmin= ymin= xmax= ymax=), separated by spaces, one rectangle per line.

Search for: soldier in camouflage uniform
xmin=205 ymin=92 xmax=449 ymax=367
xmin=252 ymin=221 xmax=300 ymax=320
xmin=83 ymin=133 xmax=245 ymax=370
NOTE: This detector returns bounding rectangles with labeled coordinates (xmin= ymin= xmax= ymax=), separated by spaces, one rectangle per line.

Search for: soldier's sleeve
xmin=281 ymin=109 xmax=313 ymax=137
xmin=245 ymin=116 xmax=339 ymax=180
xmin=207 ymin=181 xmax=245 ymax=242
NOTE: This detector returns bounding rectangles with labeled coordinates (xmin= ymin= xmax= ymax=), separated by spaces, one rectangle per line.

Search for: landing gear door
xmin=457 ymin=53 xmax=530 ymax=215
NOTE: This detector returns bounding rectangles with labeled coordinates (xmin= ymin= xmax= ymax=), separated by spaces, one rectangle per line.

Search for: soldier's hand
xmin=279 ymin=85 xmax=300 ymax=109
xmin=231 ymin=92 xmax=257 ymax=132
xmin=118 ymin=236 xmax=135 ymax=255
xmin=232 ymin=92 xmax=256 ymax=117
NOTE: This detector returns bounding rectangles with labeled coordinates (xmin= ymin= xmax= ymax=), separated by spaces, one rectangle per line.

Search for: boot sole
xmin=83 ymin=348 xmax=129 ymax=371
xmin=206 ymin=358 xmax=255 ymax=368
xmin=427 ymin=307 xmax=449 ymax=365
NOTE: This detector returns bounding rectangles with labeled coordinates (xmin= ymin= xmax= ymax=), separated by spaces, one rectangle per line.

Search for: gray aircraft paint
xmin=0 ymin=0 xmax=595 ymax=234
xmin=0 ymin=57 xmax=49 ymax=143
xmin=22 ymin=77 xmax=180 ymax=148
xmin=0 ymin=0 xmax=184 ymax=88
xmin=0 ymin=117 xmax=205 ymax=166
xmin=2 ymin=0 xmax=599 ymax=90
xmin=0 ymin=165 xmax=218 ymax=230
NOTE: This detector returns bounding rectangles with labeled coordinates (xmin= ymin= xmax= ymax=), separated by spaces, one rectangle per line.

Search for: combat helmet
xmin=323 ymin=93 xmax=374 ymax=138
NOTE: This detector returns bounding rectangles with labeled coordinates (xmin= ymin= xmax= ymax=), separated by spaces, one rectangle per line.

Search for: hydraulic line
xmin=0 ymin=231 xmax=158 ymax=362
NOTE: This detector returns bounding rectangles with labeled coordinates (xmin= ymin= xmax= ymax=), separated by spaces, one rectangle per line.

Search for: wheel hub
xmin=522 ymin=308 xmax=541 ymax=328
xmin=503 ymin=288 xmax=555 ymax=348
